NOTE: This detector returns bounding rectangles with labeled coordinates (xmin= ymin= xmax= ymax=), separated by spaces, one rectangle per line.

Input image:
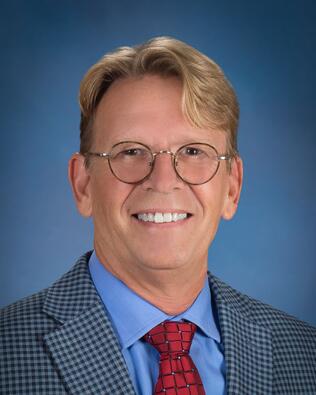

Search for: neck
xmin=94 ymin=247 xmax=208 ymax=315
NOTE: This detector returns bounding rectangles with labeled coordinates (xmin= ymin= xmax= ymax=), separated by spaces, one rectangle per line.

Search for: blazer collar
xmin=43 ymin=251 xmax=136 ymax=395
xmin=208 ymin=272 xmax=273 ymax=395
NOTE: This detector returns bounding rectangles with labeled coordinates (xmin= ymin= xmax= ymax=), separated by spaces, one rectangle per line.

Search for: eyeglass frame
xmin=84 ymin=140 xmax=234 ymax=185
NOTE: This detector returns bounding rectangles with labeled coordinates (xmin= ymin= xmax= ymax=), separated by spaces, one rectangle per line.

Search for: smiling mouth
xmin=132 ymin=212 xmax=193 ymax=224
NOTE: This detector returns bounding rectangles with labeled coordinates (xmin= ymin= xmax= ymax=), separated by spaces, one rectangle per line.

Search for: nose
xmin=141 ymin=151 xmax=184 ymax=192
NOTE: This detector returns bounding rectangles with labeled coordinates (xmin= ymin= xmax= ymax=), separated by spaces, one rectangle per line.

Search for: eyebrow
xmin=109 ymin=137 xmax=219 ymax=148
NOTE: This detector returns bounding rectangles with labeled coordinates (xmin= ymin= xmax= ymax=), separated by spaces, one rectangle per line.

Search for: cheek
xmin=194 ymin=179 xmax=227 ymax=219
xmin=90 ymin=174 xmax=134 ymax=224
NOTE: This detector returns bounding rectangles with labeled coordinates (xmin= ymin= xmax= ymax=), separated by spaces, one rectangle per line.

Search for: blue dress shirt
xmin=89 ymin=251 xmax=226 ymax=395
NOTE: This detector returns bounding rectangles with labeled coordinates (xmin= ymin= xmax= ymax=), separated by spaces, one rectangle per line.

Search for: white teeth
xmin=164 ymin=213 xmax=172 ymax=223
xmin=155 ymin=213 xmax=164 ymax=223
xmin=136 ymin=212 xmax=188 ymax=223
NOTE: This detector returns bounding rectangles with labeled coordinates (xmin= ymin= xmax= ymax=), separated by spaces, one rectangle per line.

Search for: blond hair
xmin=79 ymin=36 xmax=239 ymax=158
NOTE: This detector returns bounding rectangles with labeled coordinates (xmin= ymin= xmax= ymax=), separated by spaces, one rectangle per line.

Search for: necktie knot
xmin=143 ymin=321 xmax=196 ymax=357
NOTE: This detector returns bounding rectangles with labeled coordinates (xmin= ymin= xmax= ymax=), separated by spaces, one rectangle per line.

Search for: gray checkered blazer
xmin=1 ymin=251 xmax=315 ymax=394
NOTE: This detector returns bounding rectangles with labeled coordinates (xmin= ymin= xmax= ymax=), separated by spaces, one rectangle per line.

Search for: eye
xmin=112 ymin=146 xmax=150 ymax=162
xmin=184 ymin=147 xmax=203 ymax=156
xmin=181 ymin=146 xmax=208 ymax=158
xmin=117 ymin=147 xmax=149 ymax=158
xmin=121 ymin=148 xmax=144 ymax=156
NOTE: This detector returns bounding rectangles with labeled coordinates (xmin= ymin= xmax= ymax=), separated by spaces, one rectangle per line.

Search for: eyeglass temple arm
xmin=85 ymin=152 xmax=111 ymax=158
xmin=218 ymin=154 xmax=233 ymax=161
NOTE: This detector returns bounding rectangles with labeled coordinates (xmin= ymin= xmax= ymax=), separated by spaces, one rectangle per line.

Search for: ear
xmin=68 ymin=153 xmax=92 ymax=217
xmin=221 ymin=156 xmax=243 ymax=220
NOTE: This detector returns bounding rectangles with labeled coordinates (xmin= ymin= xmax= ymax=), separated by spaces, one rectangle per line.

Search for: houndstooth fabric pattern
xmin=1 ymin=251 xmax=316 ymax=394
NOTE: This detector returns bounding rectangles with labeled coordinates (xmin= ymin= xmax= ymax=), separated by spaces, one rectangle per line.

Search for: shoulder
xmin=0 ymin=251 xmax=94 ymax=344
xmin=1 ymin=287 xmax=53 ymax=334
xmin=209 ymin=272 xmax=316 ymax=349
xmin=209 ymin=273 xmax=316 ymax=338
xmin=0 ymin=251 xmax=94 ymax=328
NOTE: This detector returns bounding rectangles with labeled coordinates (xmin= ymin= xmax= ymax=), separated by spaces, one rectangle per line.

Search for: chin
xmin=135 ymin=250 xmax=193 ymax=271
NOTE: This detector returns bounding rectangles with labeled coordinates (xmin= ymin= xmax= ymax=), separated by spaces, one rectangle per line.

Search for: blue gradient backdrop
xmin=1 ymin=1 xmax=315 ymax=325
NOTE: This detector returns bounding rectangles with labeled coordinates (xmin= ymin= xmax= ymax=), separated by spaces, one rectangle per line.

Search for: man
xmin=1 ymin=37 xmax=315 ymax=395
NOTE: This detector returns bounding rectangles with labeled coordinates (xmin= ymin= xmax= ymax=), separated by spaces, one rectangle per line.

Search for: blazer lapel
xmin=209 ymin=274 xmax=273 ymax=395
xmin=42 ymin=252 xmax=136 ymax=395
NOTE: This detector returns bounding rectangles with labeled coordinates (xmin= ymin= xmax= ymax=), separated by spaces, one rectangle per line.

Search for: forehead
xmin=92 ymin=75 xmax=226 ymax=150
xmin=95 ymin=75 xmax=183 ymax=126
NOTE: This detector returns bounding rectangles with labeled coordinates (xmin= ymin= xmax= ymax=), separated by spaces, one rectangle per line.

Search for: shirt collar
xmin=89 ymin=251 xmax=221 ymax=349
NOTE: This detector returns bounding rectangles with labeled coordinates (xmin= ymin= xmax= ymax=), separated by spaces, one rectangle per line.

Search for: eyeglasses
xmin=84 ymin=141 xmax=233 ymax=185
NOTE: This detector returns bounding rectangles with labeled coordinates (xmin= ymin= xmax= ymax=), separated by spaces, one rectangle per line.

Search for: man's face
xmin=76 ymin=75 xmax=241 ymax=276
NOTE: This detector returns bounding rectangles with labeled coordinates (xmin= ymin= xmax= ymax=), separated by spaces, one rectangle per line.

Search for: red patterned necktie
xmin=143 ymin=321 xmax=206 ymax=395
